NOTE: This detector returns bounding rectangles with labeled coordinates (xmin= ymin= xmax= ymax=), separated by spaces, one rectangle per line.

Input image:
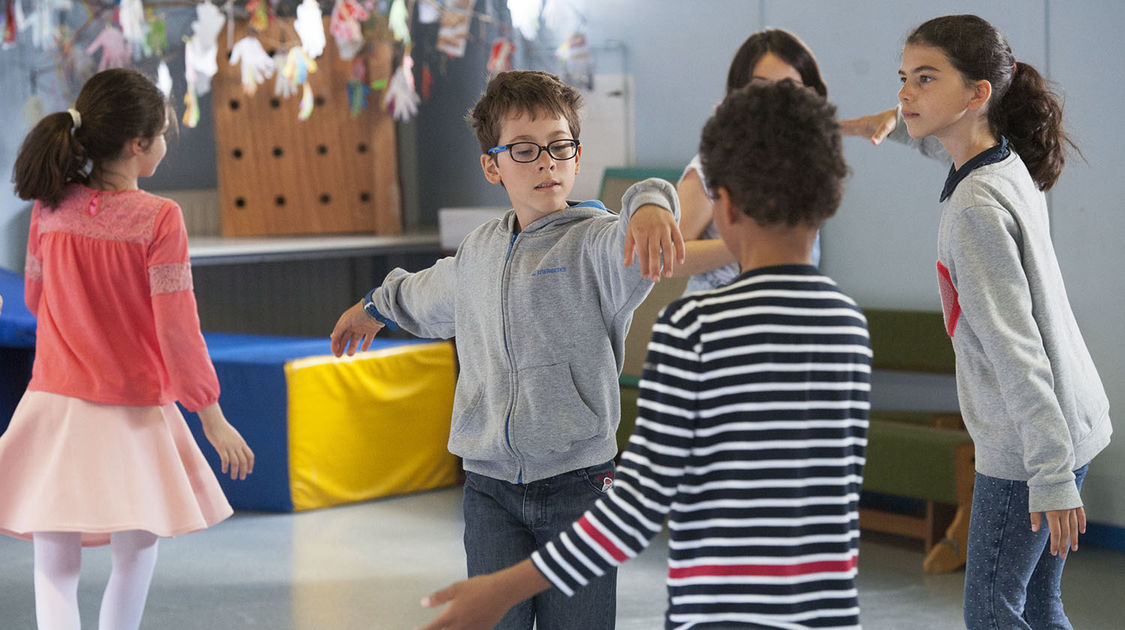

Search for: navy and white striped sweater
xmin=531 ymin=265 xmax=871 ymax=629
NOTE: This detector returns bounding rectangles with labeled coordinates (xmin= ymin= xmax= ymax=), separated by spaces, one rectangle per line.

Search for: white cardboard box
xmin=438 ymin=207 xmax=509 ymax=252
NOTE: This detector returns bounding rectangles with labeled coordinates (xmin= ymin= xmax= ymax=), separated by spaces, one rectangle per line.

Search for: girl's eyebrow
xmin=899 ymin=65 xmax=943 ymax=76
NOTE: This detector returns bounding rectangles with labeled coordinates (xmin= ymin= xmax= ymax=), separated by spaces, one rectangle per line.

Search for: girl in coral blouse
xmin=0 ymin=68 xmax=254 ymax=630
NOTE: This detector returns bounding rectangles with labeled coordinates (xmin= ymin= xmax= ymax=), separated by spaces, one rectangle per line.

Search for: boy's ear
xmin=574 ymin=143 xmax=581 ymax=174
xmin=480 ymin=153 xmax=503 ymax=185
xmin=713 ymin=186 xmax=739 ymax=226
xmin=967 ymin=79 xmax=993 ymax=111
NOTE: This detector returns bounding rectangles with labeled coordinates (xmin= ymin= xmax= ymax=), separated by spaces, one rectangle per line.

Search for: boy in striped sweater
xmin=420 ymin=80 xmax=871 ymax=630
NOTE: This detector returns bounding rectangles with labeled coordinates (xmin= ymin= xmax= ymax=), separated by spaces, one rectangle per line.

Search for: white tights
xmin=33 ymin=530 xmax=160 ymax=630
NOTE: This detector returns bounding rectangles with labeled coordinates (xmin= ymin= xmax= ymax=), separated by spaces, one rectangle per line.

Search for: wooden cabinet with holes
xmin=212 ymin=18 xmax=400 ymax=237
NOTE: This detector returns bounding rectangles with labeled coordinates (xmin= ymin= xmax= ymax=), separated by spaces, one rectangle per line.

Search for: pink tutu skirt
xmin=0 ymin=390 xmax=233 ymax=547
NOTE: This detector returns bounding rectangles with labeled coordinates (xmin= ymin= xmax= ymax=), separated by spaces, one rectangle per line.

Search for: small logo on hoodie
xmin=532 ymin=266 xmax=567 ymax=277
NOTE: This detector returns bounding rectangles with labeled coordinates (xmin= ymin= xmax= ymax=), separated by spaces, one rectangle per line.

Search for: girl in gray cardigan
xmin=843 ymin=14 xmax=1111 ymax=630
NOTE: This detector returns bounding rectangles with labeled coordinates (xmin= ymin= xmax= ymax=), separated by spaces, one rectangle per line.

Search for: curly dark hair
xmin=699 ymin=80 xmax=847 ymax=227
xmin=466 ymin=71 xmax=582 ymax=155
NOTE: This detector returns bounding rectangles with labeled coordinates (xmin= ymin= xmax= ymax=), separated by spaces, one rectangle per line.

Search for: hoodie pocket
xmin=448 ymin=386 xmax=510 ymax=461
xmin=510 ymin=362 xmax=601 ymax=457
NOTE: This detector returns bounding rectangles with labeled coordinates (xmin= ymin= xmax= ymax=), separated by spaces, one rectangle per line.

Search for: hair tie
xmin=67 ymin=108 xmax=82 ymax=130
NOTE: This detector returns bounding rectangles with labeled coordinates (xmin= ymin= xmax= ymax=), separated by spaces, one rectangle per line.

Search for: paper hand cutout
xmin=86 ymin=25 xmax=130 ymax=71
xmin=384 ymin=54 xmax=420 ymax=122
xmin=229 ymin=35 xmax=276 ymax=95
xmin=294 ymin=0 xmax=326 ymax=59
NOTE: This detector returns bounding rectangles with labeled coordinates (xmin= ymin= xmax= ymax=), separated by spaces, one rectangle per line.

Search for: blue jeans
xmin=963 ymin=464 xmax=1089 ymax=629
xmin=463 ymin=462 xmax=618 ymax=630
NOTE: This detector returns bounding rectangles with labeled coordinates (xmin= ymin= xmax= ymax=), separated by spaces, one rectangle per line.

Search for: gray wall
xmin=0 ymin=1 xmax=1121 ymax=528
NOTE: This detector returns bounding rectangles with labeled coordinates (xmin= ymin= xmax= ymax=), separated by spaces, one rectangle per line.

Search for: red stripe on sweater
xmin=668 ymin=556 xmax=858 ymax=579
xmin=578 ymin=517 xmax=629 ymax=563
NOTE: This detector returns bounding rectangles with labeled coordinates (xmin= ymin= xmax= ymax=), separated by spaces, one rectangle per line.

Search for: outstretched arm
xmin=417 ymin=559 xmax=549 ymax=630
xmin=841 ymin=104 xmax=950 ymax=163
xmin=839 ymin=106 xmax=899 ymax=145
xmin=329 ymin=300 xmax=385 ymax=357
xmin=669 ymin=167 xmax=736 ymax=279
xmin=623 ymin=203 xmax=685 ymax=281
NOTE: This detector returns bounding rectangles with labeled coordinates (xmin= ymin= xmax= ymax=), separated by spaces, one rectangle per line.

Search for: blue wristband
xmin=362 ymin=288 xmax=398 ymax=331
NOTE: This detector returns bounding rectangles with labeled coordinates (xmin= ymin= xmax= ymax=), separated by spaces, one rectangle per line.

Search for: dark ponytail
xmin=995 ymin=62 xmax=1070 ymax=191
xmin=907 ymin=14 xmax=1074 ymax=191
xmin=12 ymin=68 xmax=170 ymax=208
xmin=12 ymin=112 xmax=89 ymax=208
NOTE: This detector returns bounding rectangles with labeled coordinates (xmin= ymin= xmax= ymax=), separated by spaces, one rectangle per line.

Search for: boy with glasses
xmin=418 ymin=80 xmax=870 ymax=630
xmin=330 ymin=70 xmax=683 ymax=629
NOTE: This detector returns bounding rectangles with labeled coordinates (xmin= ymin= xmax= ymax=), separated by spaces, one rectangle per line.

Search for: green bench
xmin=859 ymin=309 xmax=973 ymax=574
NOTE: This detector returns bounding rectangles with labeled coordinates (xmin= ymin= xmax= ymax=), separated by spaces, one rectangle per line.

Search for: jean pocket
xmin=578 ymin=461 xmax=616 ymax=495
xmin=510 ymin=362 xmax=601 ymax=457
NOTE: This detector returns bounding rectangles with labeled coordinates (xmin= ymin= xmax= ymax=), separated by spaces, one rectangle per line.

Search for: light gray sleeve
xmin=946 ymin=205 xmax=1081 ymax=511
xmin=371 ymin=256 xmax=458 ymax=339
xmin=587 ymin=177 xmax=681 ymax=314
xmin=886 ymin=105 xmax=953 ymax=164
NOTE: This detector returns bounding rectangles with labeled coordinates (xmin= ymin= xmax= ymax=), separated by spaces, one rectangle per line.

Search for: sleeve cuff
xmin=363 ymin=288 xmax=399 ymax=331
xmin=621 ymin=178 xmax=680 ymax=222
xmin=1028 ymin=478 xmax=1083 ymax=513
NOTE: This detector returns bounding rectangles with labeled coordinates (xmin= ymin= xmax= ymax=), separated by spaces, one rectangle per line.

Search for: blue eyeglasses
xmin=487 ymin=139 xmax=580 ymax=163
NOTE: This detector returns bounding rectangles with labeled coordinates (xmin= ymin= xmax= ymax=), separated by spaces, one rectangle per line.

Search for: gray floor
xmin=0 ymin=486 xmax=1120 ymax=629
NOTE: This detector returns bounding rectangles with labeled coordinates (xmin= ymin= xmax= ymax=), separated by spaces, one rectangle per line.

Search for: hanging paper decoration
xmin=183 ymin=83 xmax=200 ymax=128
xmin=245 ymin=0 xmax=271 ymax=33
xmin=347 ymin=79 xmax=369 ymax=116
xmin=184 ymin=1 xmax=226 ymax=96
xmin=294 ymin=0 xmax=326 ymax=59
xmin=86 ymin=25 xmax=130 ymax=71
xmin=297 ymin=82 xmax=314 ymax=120
xmin=118 ymin=0 xmax=147 ymax=55
xmin=420 ymin=62 xmax=433 ymax=100
xmin=21 ymin=0 xmax=55 ymax=51
xmin=272 ymin=50 xmax=296 ymax=98
xmin=279 ymin=46 xmax=318 ymax=120
xmin=507 ymin=0 xmax=542 ymax=41
xmin=387 ymin=0 xmax=409 ymax=44
xmin=384 ymin=53 xmax=419 ymax=122
xmin=229 ymin=35 xmax=275 ymax=95
xmin=417 ymin=0 xmax=440 ymax=24
xmin=487 ymin=38 xmax=514 ymax=74
xmin=144 ymin=9 xmax=167 ymax=57
xmin=329 ymin=0 xmax=369 ymax=60
xmin=3 ymin=0 xmax=19 ymax=49
xmin=156 ymin=59 xmax=173 ymax=97
xmin=182 ymin=30 xmax=201 ymax=128
xmin=556 ymin=31 xmax=593 ymax=90
xmin=541 ymin=0 xmax=573 ymax=33
xmin=22 ymin=94 xmax=46 ymax=126
xmin=436 ymin=0 xmax=472 ymax=58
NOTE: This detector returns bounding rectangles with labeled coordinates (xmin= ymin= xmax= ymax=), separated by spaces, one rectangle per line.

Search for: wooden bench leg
xmin=922 ymin=504 xmax=970 ymax=573
xmin=922 ymin=443 xmax=975 ymax=574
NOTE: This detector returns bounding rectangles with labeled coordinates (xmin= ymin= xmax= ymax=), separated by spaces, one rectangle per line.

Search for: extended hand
xmin=624 ymin=204 xmax=686 ymax=282
xmin=417 ymin=574 xmax=514 ymax=630
xmin=330 ymin=300 xmax=385 ymax=357
xmin=839 ymin=106 xmax=898 ymax=145
xmin=1030 ymin=506 xmax=1086 ymax=559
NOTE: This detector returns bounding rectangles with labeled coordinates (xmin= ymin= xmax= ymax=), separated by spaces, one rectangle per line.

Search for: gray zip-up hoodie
xmin=891 ymin=117 xmax=1112 ymax=512
xmin=371 ymin=178 xmax=679 ymax=483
